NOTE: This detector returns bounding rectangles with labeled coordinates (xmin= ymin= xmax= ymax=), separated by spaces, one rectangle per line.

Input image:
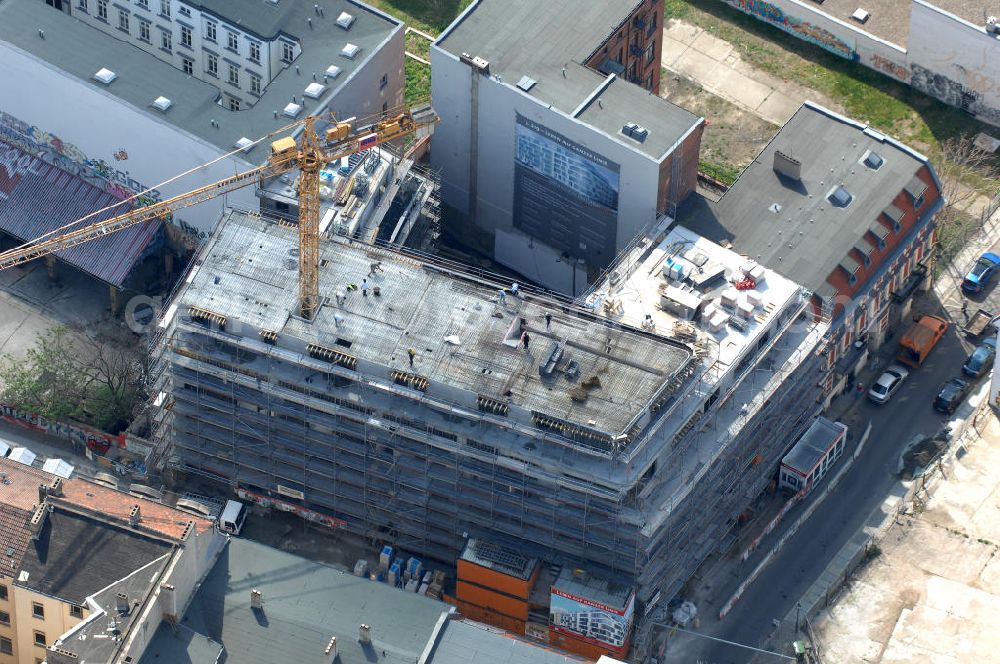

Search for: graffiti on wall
xmin=0 ymin=404 xmax=124 ymax=455
xmin=910 ymin=64 xmax=1000 ymax=127
xmin=870 ymin=53 xmax=909 ymax=81
xmin=0 ymin=111 xmax=162 ymax=206
xmin=725 ymin=0 xmax=858 ymax=61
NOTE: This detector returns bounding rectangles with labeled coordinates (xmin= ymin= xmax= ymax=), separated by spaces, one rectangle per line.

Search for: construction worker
xmin=362 ymin=278 xmax=368 ymax=297
xmin=407 ymin=347 xmax=416 ymax=367
xmin=522 ymin=332 xmax=530 ymax=352
xmin=545 ymin=313 xmax=552 ymax=329
xmin=498 ymin=289 xmax=507 ymax=305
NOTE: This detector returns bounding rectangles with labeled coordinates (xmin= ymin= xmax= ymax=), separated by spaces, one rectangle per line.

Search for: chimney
xmin=250 ymin=589 xmax=263 ymax=610
xmin=46 ymin=647 xmax=79 ymax=664
xmin=160 ymin=583 xmax=177 ymax=620
xmin=773 ymin=150 xmax=802 ymax=181
xmin=49 ymin=478 xmax=63 ymax=497
xmin=116 ymin=592 xmax=130 ymax=616
xmin=128 ymin=504 xmax=141 ymax=527
xmin=358 ymin=624 xmax=371 ymax=644
xmin=28 ymin=502 xmax=48 ymax=540
xmin=38 ymin=483 xmax=48 ymax=504
xmin=323 ymin=636 xmax=338 ymax=664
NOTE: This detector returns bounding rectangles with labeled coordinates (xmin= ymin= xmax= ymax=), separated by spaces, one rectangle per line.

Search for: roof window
xmin=336 ymin=12 xmax=355 ymax=29
xmin=828 ymin=185 xmax=853 ymax=208
xmin=340 ymin=43 xmax=360 ymax=59
xmin=862 ymin=151 xmax=884 ymax=170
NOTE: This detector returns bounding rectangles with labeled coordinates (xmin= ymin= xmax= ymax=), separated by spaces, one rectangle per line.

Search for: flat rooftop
xmin=782 ymin=416 xmax=846 ymax=474
xmin=436 ymin=0 xmax=701 ymax=160
xmin=142 ymin=538 xmax=451 ymax=664
xmin=460 ymin=538 xmax=538 ymax=582
xmin=18 ymin=507 xmax=172 ymax=605
xmin=0 ymin=0 xmax=399 ymax=159
xmin=174 ymin=209 xmax=693 ymax=438
xmin=552 ymin=567 xmax=633 ymax=612
xmin=426 ymin=618 xmax=587 ymax=664
xmin=680 ymin=102 xmax=934 ymax=293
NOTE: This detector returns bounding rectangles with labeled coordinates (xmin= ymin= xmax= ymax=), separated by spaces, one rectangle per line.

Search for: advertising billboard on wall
xmin=549 ymin=586 xmax=635 ymax=650
xmin=513 ymin=114 xmax=620 ymax=267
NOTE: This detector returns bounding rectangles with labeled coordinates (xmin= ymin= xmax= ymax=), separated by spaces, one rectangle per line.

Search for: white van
xmin=218 ymin=500 xmax=247 ymax=536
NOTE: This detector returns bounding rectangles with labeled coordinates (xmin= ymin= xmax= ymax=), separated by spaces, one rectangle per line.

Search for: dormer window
xmin=883 ymin=204 xmax=904 ymax=232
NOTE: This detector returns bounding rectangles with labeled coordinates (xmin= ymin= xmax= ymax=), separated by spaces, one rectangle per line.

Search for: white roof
xmin=303 ymin=82 xmax=327 ymax=99
xmin=42 ymin=458 xmax=74 ymax=478
xmin=8 ymin=447 xmax=36 ymax=466
xmin=0 ymin=440 xmax=9 ymax=457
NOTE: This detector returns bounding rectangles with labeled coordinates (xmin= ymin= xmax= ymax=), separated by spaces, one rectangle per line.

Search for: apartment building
xmin=682 ymin=101 xmax=943 ymax=401
xmin=0 ymin=457 xmax=223 ymax=664
xmin=2 ymin=0 xmax=404 ymax=235
xmin=431 ymin=0 xmax=704 ymax=294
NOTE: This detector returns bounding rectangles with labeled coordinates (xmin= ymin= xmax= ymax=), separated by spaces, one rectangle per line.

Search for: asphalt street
xmin=667 ymin=289 xmax=979 ymax=663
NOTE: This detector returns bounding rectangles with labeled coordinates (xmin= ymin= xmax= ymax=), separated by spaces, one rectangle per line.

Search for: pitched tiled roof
xmin=0 ymin=143 xmax=161 ymax=286
xmin=0 ymin=504 xmax=31 ymax=577
xmin=59 ymin=477 xmax=215 ymax=540
xmin=0 ymin=458 xmax=55 ymax=511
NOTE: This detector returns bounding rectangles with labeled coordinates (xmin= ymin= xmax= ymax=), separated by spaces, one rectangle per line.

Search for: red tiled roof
xmin=59 ymin=478 xmax=214 ymax=541
xmin=0 ymin=458 xmax=55 ymax=511
xmin=0 ymin=504 xmax=31 ymax=578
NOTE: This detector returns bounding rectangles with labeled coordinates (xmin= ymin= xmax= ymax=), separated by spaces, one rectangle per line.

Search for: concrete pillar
xmin=110 ymin=285 xmax=122 ymax=316
xmin=44 ymin=255 xmax=58 ymax=282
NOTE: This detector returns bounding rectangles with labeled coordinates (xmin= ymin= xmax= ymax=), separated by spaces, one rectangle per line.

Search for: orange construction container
xmin=456 ymin=580 xmax=530 ymax=621
xmin=456 ymin=600 xmax=526 ymax=634
xmin=457 ymin=558 xmax=538 ymax=599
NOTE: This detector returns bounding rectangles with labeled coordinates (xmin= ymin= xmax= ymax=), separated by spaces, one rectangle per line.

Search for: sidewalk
xmin=661 ymin=20 xmax=840 ymax=125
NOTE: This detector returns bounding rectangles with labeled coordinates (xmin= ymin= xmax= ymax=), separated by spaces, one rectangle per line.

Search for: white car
xmin=868 ymin=365 xmax=909 ymax=404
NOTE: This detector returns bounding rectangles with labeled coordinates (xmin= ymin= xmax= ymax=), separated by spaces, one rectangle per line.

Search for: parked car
xmin=961 ymin=252 xmax=1000 ymax=294
xmin=934 ymin=378 xmax=970 ymax=414
xmin=868 ymin=365 xmax=910 ymax=404
xmin=962 ymin=337 xmax=997 ymax=378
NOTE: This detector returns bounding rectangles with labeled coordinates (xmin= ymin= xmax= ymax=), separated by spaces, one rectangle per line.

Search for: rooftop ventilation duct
xmin=152 ymin=96 xmax=172 ymax=112
xmin=773 ymin=150 xmax=801 ymax=181
xmin=116 ymin=592 xmax=130 ymax=615
xmin=283 ymin=102 xmax=303 ymax=118
xmin=340 ymin=43 xmax=360 ymax=59
xmin=94 ymin=68 xmax=117 ymax=85
xmin=323 ymin=637 xmax=338 ymax=664
xmin=128 ymin=504 xmax=141 ymax=527
xmin=516 ymin=75 xmax=536 ymax=92
xmin=250 ymin=589 xmax=263 ymax=610
xmin=359 ymin=624 xmax=372 ymax=643
xmin=336 ymin=11 xmax=355 ymax=29
xmin=303 ymin=82 xmax=327 ymax=99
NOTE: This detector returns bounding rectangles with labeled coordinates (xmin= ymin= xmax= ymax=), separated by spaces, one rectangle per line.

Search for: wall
xmin=907 ymin=1 xmax=1000 ymax=127
xmin=431 ymin=47 xmax=664 ymax=292
xmin=0 ymin=41 xmax=255 ymax=234
xmin=11 ymin=586 xmax=81 ymax=664
xmin=323 ymin=25 xmax=406 ymax=122
xmin=720 ymin=0 xmax=1000 ymax=126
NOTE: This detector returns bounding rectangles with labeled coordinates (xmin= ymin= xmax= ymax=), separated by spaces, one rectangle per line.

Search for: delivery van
xmin=897 ymin=314 xmax=948 ymax=368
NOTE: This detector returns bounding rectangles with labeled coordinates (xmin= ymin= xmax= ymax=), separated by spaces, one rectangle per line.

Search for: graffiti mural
xmin=910 ymin=63 xmax=1000 ymax=127
xmin=870 ymin=53 xmax=909 ymax=82
xmin=726 ymin=0 xmax=859 ymax=61
xmin=0 ymin=110 xmax=161 ymax=205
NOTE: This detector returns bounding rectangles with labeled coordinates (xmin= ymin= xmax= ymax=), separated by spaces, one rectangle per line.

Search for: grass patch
xmin=699 ymin=160 xmax=742 ymax=186
xmin=367 ymin=0 xmax=473 ymax=34
xmin=405 ymin=30 xmax=431 ymax=61
xmin=662 ymin=0 xmax=996 ymax=154
xmin=405 ymin=59 xmax=432 ymax=105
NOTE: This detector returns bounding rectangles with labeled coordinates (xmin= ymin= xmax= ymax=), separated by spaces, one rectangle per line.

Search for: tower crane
xmin=0 ymin=103 xmax=437 ymax=319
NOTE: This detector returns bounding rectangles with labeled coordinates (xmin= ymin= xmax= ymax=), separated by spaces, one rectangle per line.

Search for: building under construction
xmin=159 ymin=208 xmax=829 ymax=638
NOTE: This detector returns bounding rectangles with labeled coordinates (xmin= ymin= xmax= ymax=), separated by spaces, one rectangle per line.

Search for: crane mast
xmin=0 ymin=104 xmax=437 ymax=319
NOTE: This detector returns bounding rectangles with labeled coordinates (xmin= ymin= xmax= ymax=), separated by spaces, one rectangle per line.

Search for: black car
xmin=934 ymin=378 xmax=970 ymax=414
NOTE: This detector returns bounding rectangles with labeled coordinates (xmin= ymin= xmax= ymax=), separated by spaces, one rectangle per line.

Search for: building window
xmin=77 ymin=0 xmax=87 ymax=11
xmin=118 ymin=9 xmax=129 ymax=32
xmin=70 ymin=605 xmax=83 ymax=619
xmin=0 ymin=610 xmax=9 ymax=625
xmin=178 ymin=5 xmax=190 ymax=17
xmin=227 ymin=31 xmax=238 ymax=51
xmin=180 ymin=25 xmax=191 ymax=47
xmin=249 ymin=73 xmax=261 ymax=95
xmin=138 ymin=19 xmax=150 ymax=41
xmin=249 ymin=41 xmax=260 ymax=63
xmin=379 ymin=73 xmax=388 ymax=89
xmin=0 ymin=584 xmax=7 ymax=601
xmin=161 ymin=30 xmax=172 ymax=51
xmin=206 ymin=52 xmax=218 ymax=76
xmin=228 ymin=63 xmax=239 ymax=86
xmin=382 ymin=101 xmax=388 ymax=115
xmin=33 ymin=631 xmax=45 ymax=647
xmin=136 ymin=0 xmax=148 ymax=8
xmin=160 ymin=0 xmax=169 ymax=17
xmin=914 ymin=195 xmax=925 ymax=210
xmin=644 ymin=42 xmax=654 ymax=65
xmin=97 ymin=0 xmax=107 ymax=20
xmin=31 ymin=603 xmax=44 ymax=619
xmin=181 ymin=55 xmax=193 ymax=74
xmin=281 ymin=41 xmax=294 ymax=63
xmin=644 ymin=71 xmax=653 ymax=89
xmin=0 ymin=637 xmax=11 ymax=655
xmin=205 ymin=20 xmax=216 ymax=41
xmin=228 ymin=96 xmax=240 ymax=111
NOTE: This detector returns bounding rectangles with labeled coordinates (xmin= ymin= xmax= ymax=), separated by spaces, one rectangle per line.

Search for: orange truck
xmin=897 ymin=314 xmax=948 ymax=368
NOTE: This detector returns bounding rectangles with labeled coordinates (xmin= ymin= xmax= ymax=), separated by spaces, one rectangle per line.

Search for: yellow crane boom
xmin=0 ymin=103 xmax=437 ymax=319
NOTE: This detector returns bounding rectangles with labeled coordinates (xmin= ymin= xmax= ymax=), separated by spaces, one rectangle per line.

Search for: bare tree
xmin=933 ymin=135 xmax=1000 ymax=268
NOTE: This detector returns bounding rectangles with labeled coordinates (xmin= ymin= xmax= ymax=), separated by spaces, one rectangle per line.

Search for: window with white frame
xmin=118 ymin=8 xmax=129 ymax=31
xmin=160 ymin=0 xmax=169 ymax=17
xmin=180 ymin=25 xmax=191 ymax=47
xmin=249 ymin=73 xmax=261 ymax=95
xmin=227 ymin=31 xmax=238 ymax=51
xmin=228 ymin=96 xmax=240 ymax=111
xmin=78 ymin=0 xmax=88 ymax=11
xmin=137 ymin=0 xmax=148 ymax=8
xmin=139 ymin=19 xmax=150 ymax=41
xmin=206 ymin=52 xmax=218 ymax=76
xmin=281 ymin=41 xmax=294 ymax=62
xmin=228 ymin=63 xmax=239 ymax=86
xmin=205 ymin=20 xmax=216 ymax=41
xmin=97 ymin=0 xmax=107 ymax=20
xmin=181 ymin=55 xmax=193 ymax=74
xmin=161 ymin=30 xmax=172 ymax=51
xmin=249 ymin=41 xmax=260 ymax=63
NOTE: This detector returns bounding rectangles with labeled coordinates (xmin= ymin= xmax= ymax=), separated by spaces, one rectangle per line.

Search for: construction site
xmin=153 ymin=199 xmax=832 ymax=654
